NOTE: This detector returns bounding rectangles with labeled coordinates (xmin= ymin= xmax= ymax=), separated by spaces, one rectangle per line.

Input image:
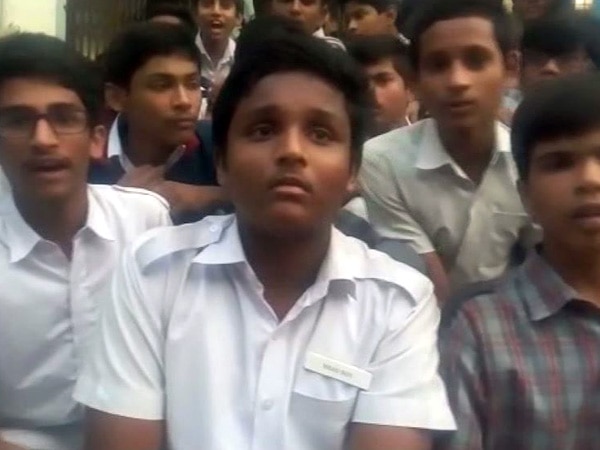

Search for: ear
xmin=384 ymin=5 xmax=397 ymax=25
xmin=105 ymin=83 xmax=127 ymax=113
xmin=89 ymin=125 xmax=108 ymax=160
xmin=504 ymin=50 xmax=521 ymax=82
xmin=216 ymin=153 xmax=228 ymax=188
xmin=346 ymin=166 xmax=359 ymax=197
xmin=517 ymin=178 xmax=536 ymax=221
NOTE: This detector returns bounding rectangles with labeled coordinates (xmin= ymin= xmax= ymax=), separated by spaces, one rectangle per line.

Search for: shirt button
xmin=209 ymin=225 xmax=219 ymax=233
xmin=261 ymin=399 xmax=274 ymax=410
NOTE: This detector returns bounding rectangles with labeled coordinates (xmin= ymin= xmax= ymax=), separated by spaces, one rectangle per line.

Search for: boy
xmin=0 ymin=33 xmax=170 ymax=450
xmin=193 ymin=0 xmax=243 ymax=85
xmin=439 ymin=73 xmax=600 ymax=450
xmin=360 ymin=0 xmax=532 ymax=301
xmin=75 ymin=21 xmax=455 ymax=450
xmin=270 ymin=0 xmax=345 ymax=49
xmin=342 ymin=0 xmax=410 ymax=44
xmin=89 ymin=22 xmax=225 ymax=220
xmin=348 ymin=35 xmax=413 ymax=135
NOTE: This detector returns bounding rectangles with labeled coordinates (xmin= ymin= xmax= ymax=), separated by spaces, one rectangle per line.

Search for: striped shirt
xmin=439 ymin=251 xmax=600 ymax=450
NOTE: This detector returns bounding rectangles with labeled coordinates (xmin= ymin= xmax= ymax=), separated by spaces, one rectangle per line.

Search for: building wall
xmin=1 ymin=0 xmax=66 ymax=38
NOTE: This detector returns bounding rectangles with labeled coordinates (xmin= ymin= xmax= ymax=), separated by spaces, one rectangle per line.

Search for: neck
xmin=437 ymin=121 xmax=496 ymax=183
xmin=14 ymin=187 xmax=88 ymax=258
xmin=202 ymin=34 xmax=229 ymax=62
xmin=125 ymin=126 xmax=172 ymax=166
xmin=239 ymin=222 xmax=331 ymax=319
xmin=543 ymin=241 xmax=600 ymax=307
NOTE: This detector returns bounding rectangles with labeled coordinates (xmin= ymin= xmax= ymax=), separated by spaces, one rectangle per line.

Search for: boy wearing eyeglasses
xmin=0 ymin=33 xmax=170 ymax=450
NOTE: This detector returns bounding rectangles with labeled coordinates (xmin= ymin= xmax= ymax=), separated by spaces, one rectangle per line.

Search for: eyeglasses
xmin=0 ymin=104 xmax=89 ymax=139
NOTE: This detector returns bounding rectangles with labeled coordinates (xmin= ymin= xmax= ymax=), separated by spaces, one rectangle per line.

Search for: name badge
xmin=304 ymin=352 xmax=372 ymax=390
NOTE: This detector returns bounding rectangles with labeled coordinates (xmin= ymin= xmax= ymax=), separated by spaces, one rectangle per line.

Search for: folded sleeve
xmin=359 ymin=148 xmax=435 ymax=255
xmin=74 ymin=244 xmax=166 ymax=420
xmin=352 ymin=283 xmax=456 ymax=430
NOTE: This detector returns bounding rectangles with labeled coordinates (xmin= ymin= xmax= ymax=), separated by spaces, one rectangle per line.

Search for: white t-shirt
xmin=0 ymin=185 xmax=171 ymax=450
xmin=75 ymin=215 xmax=455 ymax=450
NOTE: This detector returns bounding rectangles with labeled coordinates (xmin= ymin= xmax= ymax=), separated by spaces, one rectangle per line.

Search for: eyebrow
xmin=246 ymin=104 xmax=345 ymax=122
xmin=144 ymin=71 xmax=200 ymax=79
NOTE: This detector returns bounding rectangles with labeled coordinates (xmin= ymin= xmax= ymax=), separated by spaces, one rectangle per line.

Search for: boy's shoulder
xmin=89 ymin=184 xmax=170 ymax=214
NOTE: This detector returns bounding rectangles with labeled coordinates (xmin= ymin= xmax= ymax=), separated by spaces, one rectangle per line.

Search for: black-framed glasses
xmin=0 ymin=104 xmax=89 ymax=139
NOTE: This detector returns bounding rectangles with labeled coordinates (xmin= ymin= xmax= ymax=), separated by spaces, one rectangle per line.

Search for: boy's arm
xmin=347 ymin=283 xmax=455 ymax=449
xmin=84 ymin=411 xmax=164 ymax=450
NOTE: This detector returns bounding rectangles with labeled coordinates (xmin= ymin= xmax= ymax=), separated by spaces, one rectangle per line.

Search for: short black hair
xmin=340 ymin=0 xmax=397 ymax=13
xmin=521 ymin=15 xmax=598 ymax=68
xmin=104 ymin=22 xmax=201 ymax=88
xmin=192 ymin=0 xmax=244 ymax=15
xmin=146 ymin=2 xmax=197 ymax=32
xmin=512 ymin=74 xmax=600 ymax=180
xmin=347 ymin=35 xmax=410 ymax=79
xmin=213 ymin=16 xmax=371 ymax=169
xmin=0 ymin=33 xmax=103 ymax=126
xmin=408 ymin=0 xmax=512 ymax=70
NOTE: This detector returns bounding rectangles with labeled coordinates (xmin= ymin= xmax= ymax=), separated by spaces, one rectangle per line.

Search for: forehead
xmin=534 ymin=128 xmax=600 ymax=155
xmin=0 ymin=78 xmax=84 ymax=108
xmin=364 ymin=58 xmax=397 ymax=74
xmin=234 ymin=72 xmax=347 ymax=118
xmin=198 ymin=0 xmax=237 ymax=8
xmin=134 ymin=54 xmax=200 ymax=78
xmin=419 ymin=16 xmax=500 ymax=56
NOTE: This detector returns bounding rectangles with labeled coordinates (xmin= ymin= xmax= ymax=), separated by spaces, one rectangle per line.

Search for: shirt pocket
xmin=289 ymin=369 xmax=359 ymax=440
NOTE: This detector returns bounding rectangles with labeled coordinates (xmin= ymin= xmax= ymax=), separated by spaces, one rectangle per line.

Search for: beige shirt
xmin=360 ymin=119 xmax=534 ymax=289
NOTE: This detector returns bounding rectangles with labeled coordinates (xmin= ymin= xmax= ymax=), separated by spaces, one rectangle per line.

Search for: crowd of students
xmin=0 ymin=0 xmax=600 ymax=449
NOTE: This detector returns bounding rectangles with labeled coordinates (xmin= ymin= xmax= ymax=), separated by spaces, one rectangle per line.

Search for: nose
xmin=577 ymin=158 xmax=600 ymax=194
xmin=275 ymin=127 xmax=307 ymax=167
xmin=172 ymin=85 xmax=193 ymax=110
xmin=540 ymin=58 xmax=561 ymax=77
xmin=31 ymin=118 xmax=59 ymax=148
xmin=447 ymin=61 xmax=472 ymax=91
xmin=290 ymin=0 xmax=302 ymax=14
xmin=212 ymin=1 xmax=223 ymax=13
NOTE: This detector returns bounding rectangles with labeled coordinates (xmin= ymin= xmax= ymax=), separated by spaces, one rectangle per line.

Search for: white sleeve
xmin=359 ymin=149 xmax=435 ymax=254
xmin=352 ymin=284 xmax=456 ymax=430
xmin=74 ymin=245 xmax=165 ymax=420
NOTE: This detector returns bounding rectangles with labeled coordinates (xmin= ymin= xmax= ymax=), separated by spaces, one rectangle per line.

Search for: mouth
xmin=25 ymin=158 xmax=70 ymax=178
xmin=170 ymin=118 xmax=197 ymax=129
xmin=446 ymin=99 xmax=477 ymax=115
xmin=571 ymin=203 xmax=600 ymax=229
xmin=210 ymin=20 xmax=225 ymax=32
xmin=268 ymin=175 xmax=312 ymax=196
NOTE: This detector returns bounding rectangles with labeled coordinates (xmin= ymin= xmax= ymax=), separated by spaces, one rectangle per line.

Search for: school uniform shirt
xmin=88 ymin=116 xmax=218 ymax=187
xmin=360 ymin=118 xmax=536 ymax=291
xmin=74 ymin=214 xmax=456 ymax=450
xmin=0 ymin=185 xmax=171 ymax=450
xmin=313 ymin=28 xmax=346 ymax=51
xmin=440 ymin=250 xmax=600 ymax=450
xmin=195 ymin=33 xmax=236 ymax=85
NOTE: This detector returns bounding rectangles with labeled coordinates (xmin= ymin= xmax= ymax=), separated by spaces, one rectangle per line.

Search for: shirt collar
xmin=106 ymin=115 xmax=122 ymax=158
xmin=415 ymin=119 xmax=511 ymax=171
xmin=519 ymin=250 xmax=579 ymax=322
xmin=195 ymin=33 xmax=236 ymax=66
xmin=313 ymin=28 xmax=326 ymax=38
xmin=193 ymin=218 xmax=358 ymax=300
xmin=0 ymin=188 xmax=116 ymax=263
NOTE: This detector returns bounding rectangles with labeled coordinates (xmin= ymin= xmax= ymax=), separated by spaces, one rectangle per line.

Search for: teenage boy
xmin=439 ymin=73 xmax=600 ymax=450
xmin=342 ymin=0 xmax=410 ymax=44
xmin=75 ymin=21 xmax=455 ymax=450
xmin=348 ymin=35 xmax=413 ymax=135
xmin=89 ymin=22 xmax=225 ymax=220
xmin=360 ymin=0 xmax=532 ymax=301
xmin=0 ymin=33 xmax=170 ymax=450
xmin=193 ymin=0 xmax=243 ymax=86
xmin=270 ymin=0 xmax=345 ymax=49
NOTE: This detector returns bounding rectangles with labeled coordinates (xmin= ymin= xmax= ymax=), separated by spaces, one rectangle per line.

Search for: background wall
xmin=0 ymin=0 xmax=66 ymax=38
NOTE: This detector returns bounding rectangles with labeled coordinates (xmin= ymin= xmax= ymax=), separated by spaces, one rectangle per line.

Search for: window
xmin=575 ymin=0 xmax=594 ymax=10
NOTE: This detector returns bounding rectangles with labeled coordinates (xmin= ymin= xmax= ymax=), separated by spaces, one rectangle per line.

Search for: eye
xmin=309 ymin=126 xmax=333 ymax=144
xmin=538 ymin=153 xmax=575 ymax=172
xmin=248 ymin=123 xmax=275 ymax=141
xmin=463 ymin=49 xmax=491 ymax=71
xmin=422 ymin=54 xmax=449 ymax=74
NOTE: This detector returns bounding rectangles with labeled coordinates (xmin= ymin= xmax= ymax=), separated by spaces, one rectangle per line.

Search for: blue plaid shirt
xmin=439 ymin=251 xmax=600 ymax=450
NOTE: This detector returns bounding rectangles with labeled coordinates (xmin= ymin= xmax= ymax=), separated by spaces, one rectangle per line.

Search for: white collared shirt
xmin=360 ymin=118 xmax=534 ymax=289
xmin=75 ymin=215 xmax=455 ymax=450
xmin=195 ymin=34 xmax=236 ymax=84
xmin=0 ymin=185 xmax=171 ymax=450
xmin=313 ymin=28 xmax=345 ymax=51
